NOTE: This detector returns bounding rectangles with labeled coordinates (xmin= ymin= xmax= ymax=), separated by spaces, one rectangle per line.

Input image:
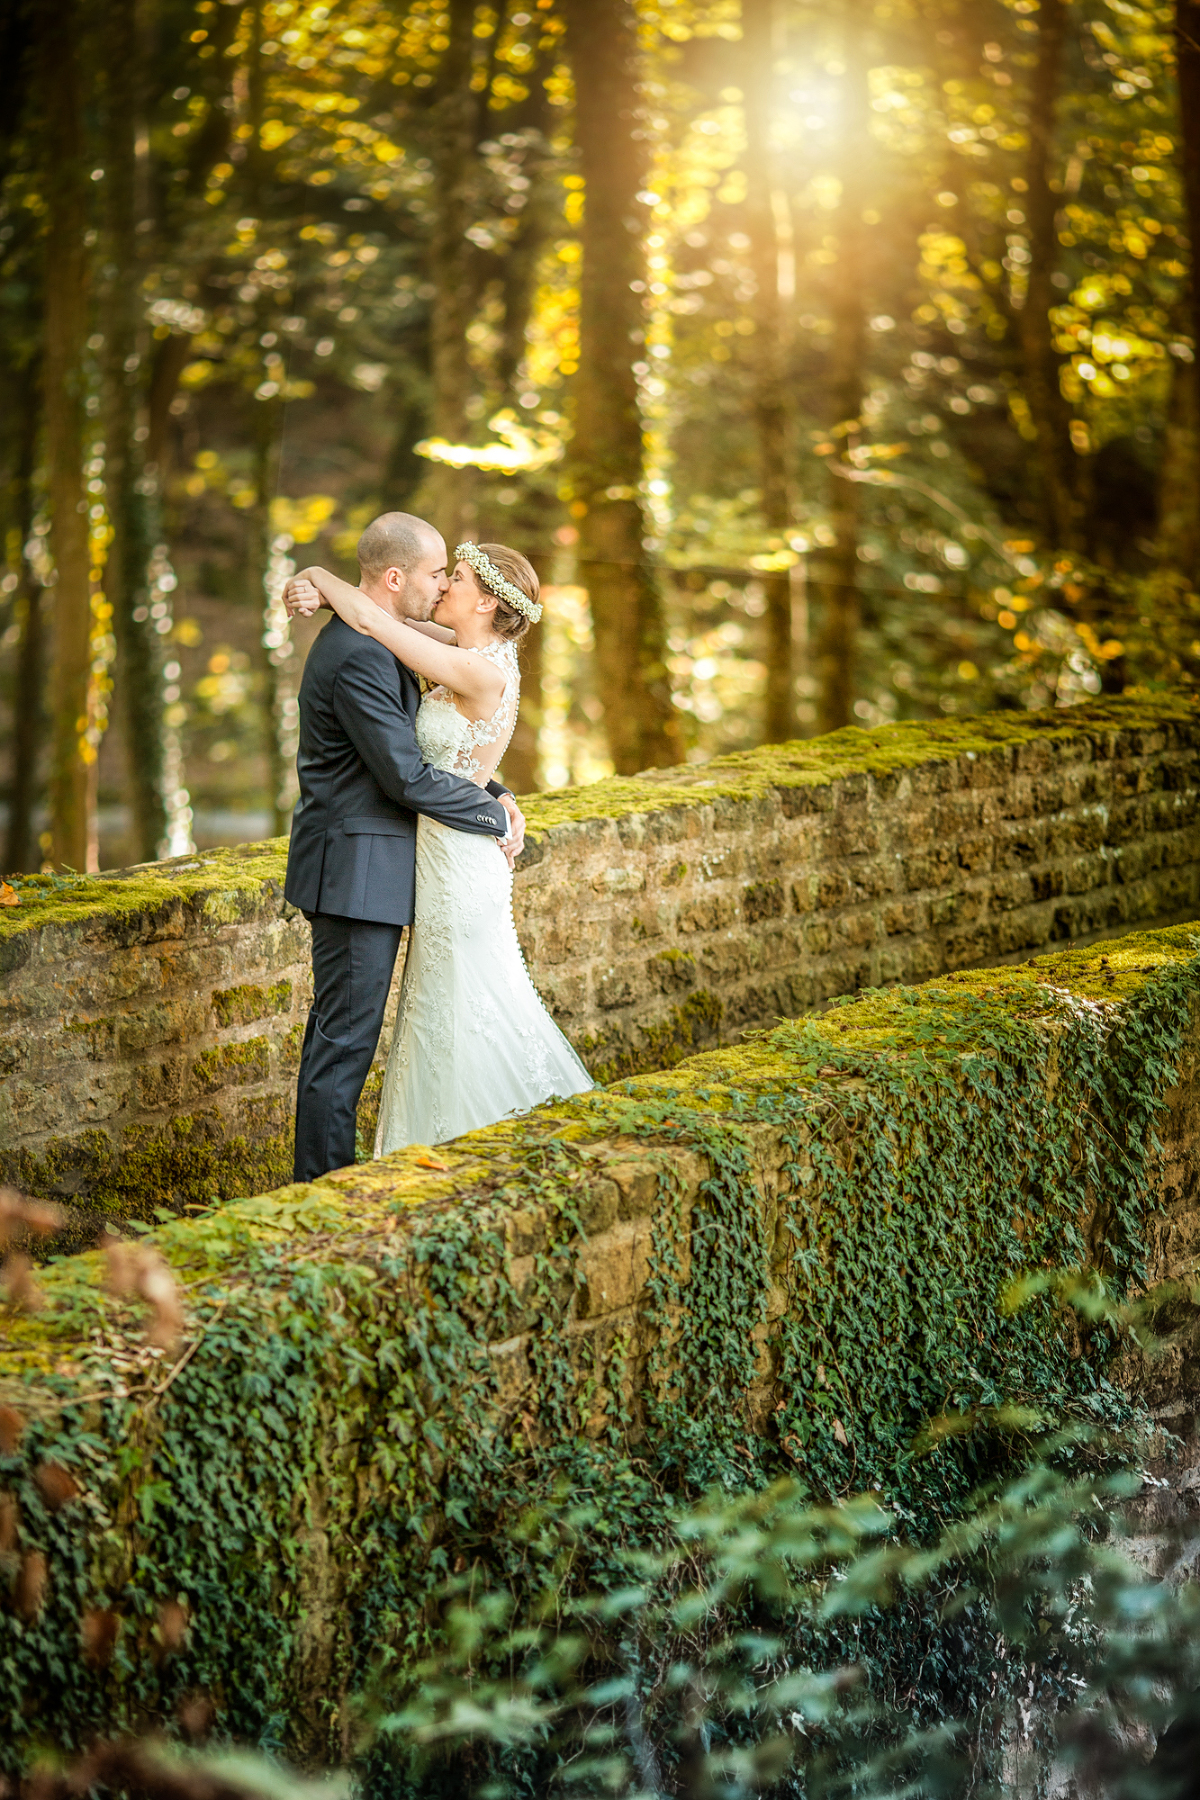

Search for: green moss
xmin=192 ymin=1037 xmax=272 ymax=1091
xmin=517 ymin=693 xmax=1197 ymax=840
xmin=4 ymin=1110 xmax=294 ymax=1245
xmin=212 ymin=980 xmax=293 ymax=1028
xmin=0 ymin=839 xmax=291 ymax=946
xmin=356 ymin=1064 xmax=384 ymax=1161
xmin=3 ymin=697 xmax=1193 ymax=952
xmin=582 ymin=986 xmax=725 ymax=1084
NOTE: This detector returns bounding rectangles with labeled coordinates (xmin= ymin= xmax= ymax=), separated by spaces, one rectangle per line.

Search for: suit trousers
xmin=293 ymin=912 xmax=404 ymax=1182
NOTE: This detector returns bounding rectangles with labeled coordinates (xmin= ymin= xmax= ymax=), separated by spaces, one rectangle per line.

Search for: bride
xmin=284 ymin=542 xmax=593 ymax=1151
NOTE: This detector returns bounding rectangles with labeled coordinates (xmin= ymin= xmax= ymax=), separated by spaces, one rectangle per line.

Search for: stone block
xmin=956 ymin=835 xmax=995 ymax=877
xmin=592 ymin=867 xmax=646 ymax=896
xmin=596 ymin=965 xmax=646 ymax=1011
xmin=816 ymin=868 xmax=853 ymax=911
xmin=996 ymin=822 xmax=1048 ymax=869
xmin=837 ymin=911 xmax=878 ymax=949
xmin=743 ymin=879 xmax=785 ymax=923
xmin=486 ymin=1334 xmax=533 ymax=1409
xmin=803 ymin=918 xmax=835 ymax=955
xmin=652 ymin=948 xmax=698 ymax=993
xmin=1061 ymin=855 xmax=1108 ymax=898
xmin=987 ymin=873 xmax=1034 ymax=913
xmin=137 ymin=1057 xmax=189 ymax=1111
xmin=882 ymin=898 xmax=926 ymax=937
xmin=212 ymin=979 xmax=294 ymax=1029
xmin=678 ymin=895 xmax=737 ymax=934
xmin=605 ymin=1159 xmax=660 ymax=1219
xmin=1029 ymin=867 xmax=1066 ymax=904
xmin=902 ymin=848 xmax=955 ymax=892
xmin=576 ymin=1218 xmax=654 ymax=1318
xmin=577 ymin=1178 xmax=621 ymax=1236
xmin=191 ymin=1036 xmax=272 ymax=1095
xmin=847 ymin=857 xmax=897 ymax=900
xmin=942 ymin=922 xmax=1004 ymax=968
xmin=1163 ymin=828 xmax=1200 ymax=871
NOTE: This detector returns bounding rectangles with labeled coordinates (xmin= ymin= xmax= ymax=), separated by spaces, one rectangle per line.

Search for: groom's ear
xmin=381 ymin=565 xmax=406 ymax=595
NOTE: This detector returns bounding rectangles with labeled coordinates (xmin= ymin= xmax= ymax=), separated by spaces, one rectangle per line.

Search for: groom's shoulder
xmin=337 ymin=627 xmax=403 ymax=679
xmin=311 ymin=615 xmax=396 ymax=674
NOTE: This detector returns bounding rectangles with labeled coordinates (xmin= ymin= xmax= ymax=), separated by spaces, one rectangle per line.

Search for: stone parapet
xmin=2 ymin=694 xmax=1198 ymax=1221
xmin=0 ymin=844 xmax=309 ymax=1222
xmin=1 ymin=926 xmax=1197 ymax=1765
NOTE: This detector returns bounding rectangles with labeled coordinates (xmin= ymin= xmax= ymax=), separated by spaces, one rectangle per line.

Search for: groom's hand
xmin=283 ymin=575 xmax=322 ymax=617
xmin=498 ymin=793 xmax=526 ymax=868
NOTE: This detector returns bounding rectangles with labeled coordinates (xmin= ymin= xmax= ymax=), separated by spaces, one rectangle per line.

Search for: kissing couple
xmin=282 ymin=510 xmax=592 ymax=1182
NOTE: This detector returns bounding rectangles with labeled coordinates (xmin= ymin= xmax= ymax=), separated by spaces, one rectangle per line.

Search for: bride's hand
xmin=283 ymin=576 xmax=324 ymax=618
xmin=498 ymin=793 xmax=526 ymax=867
xmin=297 ymin=565 xmax=378 ymax=634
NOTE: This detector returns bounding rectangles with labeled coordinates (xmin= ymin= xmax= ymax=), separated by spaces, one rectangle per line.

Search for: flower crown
xmin=455 ymin=541 xmax=543 ymax=623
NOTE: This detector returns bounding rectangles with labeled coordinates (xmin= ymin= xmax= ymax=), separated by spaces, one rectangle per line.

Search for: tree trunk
xmin=813 ymin=6 xmax=870 ymax=736
xmin=1159 ymin=348 xmax=1200 ymax=578
xmin=248 ymin=402 xmax=294 ymax=838
xmin=416 ymin=0 xmax=482 ymax=546
xmin=561 ymin=0 xmax=681 ymax=775
xmin=742 ymin=0 xmax=794 ymax=743
xmin=103 ymin=0 xmax=168 ymax=861
xmin=40 ymin=0 xmax=96 ymax=871
xmin=1017 ymin=0 xmax=1079 ymax=551
xmin=500 ymin=552 xmax=548 ymax=795
xmin=1176 ymin=0 xmax=1200 ymax=571
xmin=5 ymin=368 xmax=43 ymax=875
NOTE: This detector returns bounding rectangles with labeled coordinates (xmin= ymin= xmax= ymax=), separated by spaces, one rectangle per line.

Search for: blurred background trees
xmin=0 ymin=0 xmax=1196 ymax=870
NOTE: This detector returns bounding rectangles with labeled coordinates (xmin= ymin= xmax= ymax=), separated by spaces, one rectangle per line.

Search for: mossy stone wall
xmin=0 ymin=844 xmax=311 ymax=1232
xmin=3 ymin=695 xmax=1199 ymax=1228
xmin=1 ymin=926 xmax=1198 ymax=1768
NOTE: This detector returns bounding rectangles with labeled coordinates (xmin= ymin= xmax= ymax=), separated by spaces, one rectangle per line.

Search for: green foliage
xmin=369 ymin=1450 xmax=1200 ymax=1800
xmin=0 ymin=933 xmax=1196 ymax=1777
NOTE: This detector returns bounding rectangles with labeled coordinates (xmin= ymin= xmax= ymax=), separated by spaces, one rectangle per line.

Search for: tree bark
xmin=1159 ymin=348 xmax=1200 ymax=578
xmin=1176 ymin=0 xmax=1200 ymax=573
xmin=561 ymin=0 xmax=681 ymax=775
xmin=249 ymin=402 xmax=293 ymax=837
xmin=416 ymin=0 xmax=482 ymax=546
xmin=500 ymin=552 xmax=548 ymax=795
xmin=813 ymin=6 xmax=870 ymax=736
xmin=1017 ymin=0 xmax=1079 ymax=551
xmin=4 ymin=364 xmax=43 ymax=875
xmin=40 ymin=0 xmax=96 ymax=871
xmin=742 ymin=0 xmax=794 ymax=743
xmin=103 ymin=0 xmax=168 ymax=861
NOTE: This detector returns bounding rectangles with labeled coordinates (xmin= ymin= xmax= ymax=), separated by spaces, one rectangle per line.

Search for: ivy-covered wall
xmin=3 ymin=693 xmax=1199 ymax=1230
xmin=1 ymin=923 xmax=1197 ymax=1770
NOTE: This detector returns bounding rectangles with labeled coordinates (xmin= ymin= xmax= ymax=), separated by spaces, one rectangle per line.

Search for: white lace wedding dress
xmin=375 ymin=639 xmax=594 ymax=1153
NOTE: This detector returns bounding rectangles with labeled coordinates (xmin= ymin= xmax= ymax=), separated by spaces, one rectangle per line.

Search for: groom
xmin=283 ymin=510 xmax=525 ymax=1181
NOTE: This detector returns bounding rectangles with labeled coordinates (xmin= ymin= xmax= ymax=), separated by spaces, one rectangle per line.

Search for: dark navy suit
xmin=285 ymin=614 xmax=509 ymax=1179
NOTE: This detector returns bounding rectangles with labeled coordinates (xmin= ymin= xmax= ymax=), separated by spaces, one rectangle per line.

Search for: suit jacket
xmin=284 ymin=614 xmax=510 ymax=927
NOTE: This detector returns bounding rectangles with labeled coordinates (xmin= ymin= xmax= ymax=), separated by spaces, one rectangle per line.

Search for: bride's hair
xmin=476 ymin=544 xmax=540 ymax=641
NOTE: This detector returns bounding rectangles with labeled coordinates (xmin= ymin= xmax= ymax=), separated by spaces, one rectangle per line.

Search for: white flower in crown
xmin=455 ymin=542 xmax=543 ymax=623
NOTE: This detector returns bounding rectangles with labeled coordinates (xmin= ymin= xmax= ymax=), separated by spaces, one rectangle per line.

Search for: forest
xmin=0 ymin=0 xmax=1197 ymax=874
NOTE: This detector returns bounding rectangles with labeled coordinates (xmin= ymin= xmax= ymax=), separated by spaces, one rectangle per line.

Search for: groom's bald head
xmin=356 ymin=510 xmax=442 ymax=582
xmin=356 ymin=510 xmax=449 ymax=621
